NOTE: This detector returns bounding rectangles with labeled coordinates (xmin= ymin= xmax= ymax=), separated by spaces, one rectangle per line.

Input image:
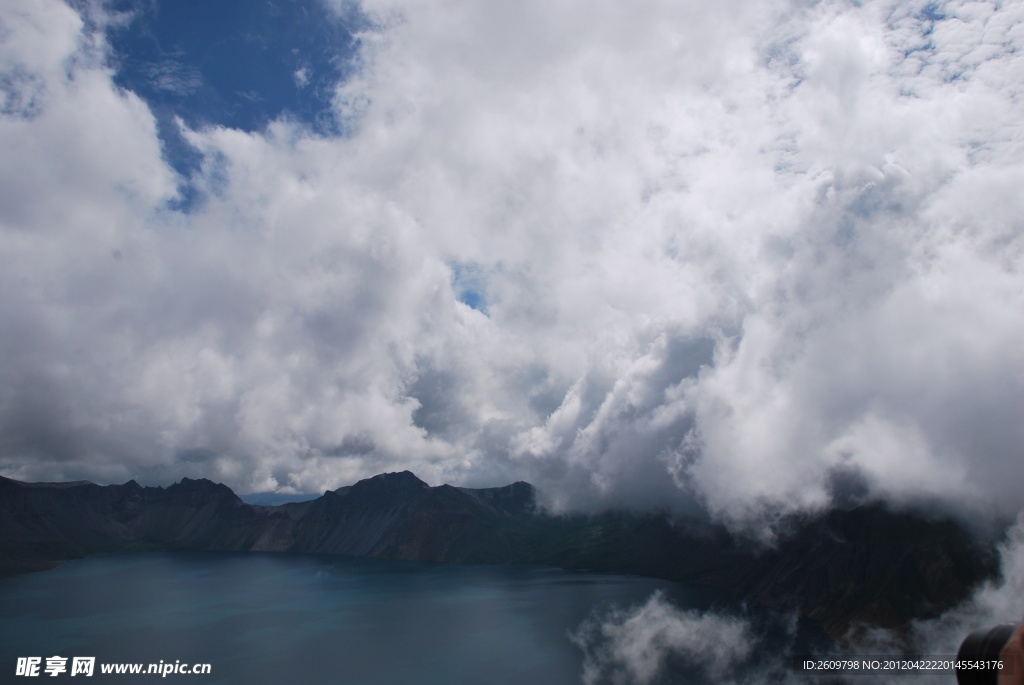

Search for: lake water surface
xmin=0 ymin=552 xmax=726 ymax=684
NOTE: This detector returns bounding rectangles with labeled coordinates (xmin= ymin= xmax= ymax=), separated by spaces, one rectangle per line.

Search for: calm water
xmin=0 ymin=552 xmax=725 ymax=684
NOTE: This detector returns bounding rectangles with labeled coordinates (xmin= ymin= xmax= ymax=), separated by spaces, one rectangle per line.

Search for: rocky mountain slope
xmin=0 ymin=471 xmax=998 ymax=639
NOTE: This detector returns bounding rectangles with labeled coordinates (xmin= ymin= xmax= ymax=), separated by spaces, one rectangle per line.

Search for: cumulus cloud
xmin=0 ymin=0 xmax=1020 ymax=529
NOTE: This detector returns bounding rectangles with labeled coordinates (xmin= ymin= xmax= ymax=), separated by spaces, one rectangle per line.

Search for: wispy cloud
xmin=144 ymin=60 xmax=204 ymax=96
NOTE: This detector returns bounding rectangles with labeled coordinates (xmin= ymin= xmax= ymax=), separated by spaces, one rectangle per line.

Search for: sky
xmin=0 ymin=0 xmax=1022 ymax=534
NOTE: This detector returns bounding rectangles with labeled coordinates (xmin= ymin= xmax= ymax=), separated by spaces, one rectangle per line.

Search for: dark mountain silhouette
xmin=0 ymin=471 xmax=997 ymax=640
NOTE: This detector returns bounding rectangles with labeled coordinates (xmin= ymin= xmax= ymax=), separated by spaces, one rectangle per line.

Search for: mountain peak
xmin=360 ymin=466 xmax=428 ymax=483
xmin=342 ymin=471 xmax=430 ymax=503
xmin=166 ymin=477 xmax=239 ymax=500
xmin=356 ymin=471 xmax=429 ymax=489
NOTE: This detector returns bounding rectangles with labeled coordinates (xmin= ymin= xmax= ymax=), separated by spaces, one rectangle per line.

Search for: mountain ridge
xmin=0 ymin=471 xmax=999 ymax=640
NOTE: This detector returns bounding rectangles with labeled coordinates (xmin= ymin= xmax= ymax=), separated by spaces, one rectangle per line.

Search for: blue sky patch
xmin=99 ymin=0 xmax=365 ymax=208
xmin=449 ymin=261 xmax=490 ymax=314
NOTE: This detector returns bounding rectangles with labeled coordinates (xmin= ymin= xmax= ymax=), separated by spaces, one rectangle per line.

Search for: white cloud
xmin=0 ymin=0 xmax=1021 ymax=533
xmin=571 ymin=590 xmax=803 ymax=685
xmin=572 ymin=591 xmax=749 ymax=685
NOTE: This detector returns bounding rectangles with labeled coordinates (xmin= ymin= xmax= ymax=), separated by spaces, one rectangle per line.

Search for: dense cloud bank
xmin=1 ymin=0 xmax=1022 ymax=532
